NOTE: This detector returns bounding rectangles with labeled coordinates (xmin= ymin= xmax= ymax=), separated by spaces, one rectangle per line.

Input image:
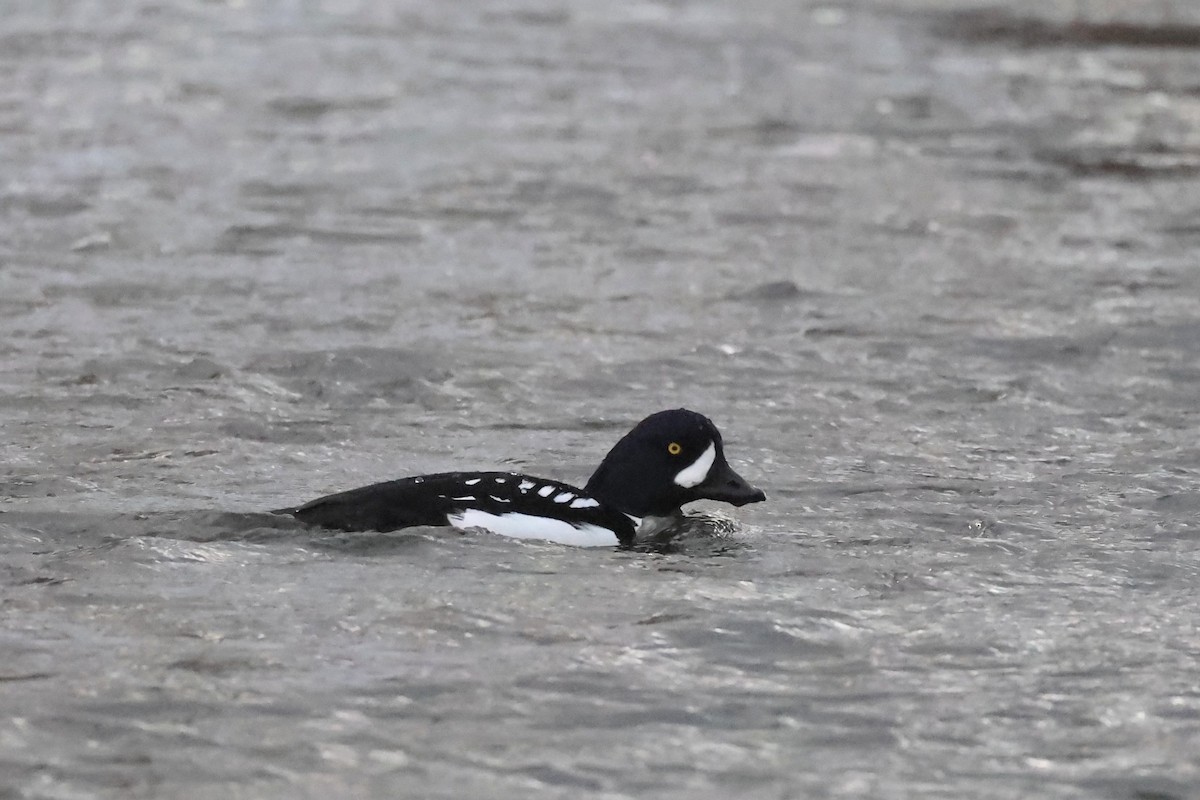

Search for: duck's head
xmin=584 ymin=409 xmax=767 ymax=518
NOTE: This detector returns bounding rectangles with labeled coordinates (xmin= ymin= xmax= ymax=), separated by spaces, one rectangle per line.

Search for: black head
xmin=584 ymin=409 xmax=766 ymax=518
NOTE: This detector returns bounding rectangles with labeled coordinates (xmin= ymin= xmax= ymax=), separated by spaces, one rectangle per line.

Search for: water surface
xmin=3 ymin=1 xmax=1200 ymax=797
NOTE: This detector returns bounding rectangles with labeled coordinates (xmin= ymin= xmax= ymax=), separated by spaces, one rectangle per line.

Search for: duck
xmin=275 ymin=408 xmax=765 ymax=547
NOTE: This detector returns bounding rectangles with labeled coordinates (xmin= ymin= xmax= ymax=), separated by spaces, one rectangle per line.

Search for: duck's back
xmin=279 ymin=471 xmax=636 ymax=545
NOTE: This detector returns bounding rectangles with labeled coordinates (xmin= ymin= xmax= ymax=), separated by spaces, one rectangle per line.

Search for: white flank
xmin=447 ymin=510 xmax=619 ymax=547
xmin=537 ymin=485 xmax=556 ymax=497
xmin=569 ymin=497 xmax=600 ymax=509
xmin=553 ymin=491 xmax=574 ymax=503
xmin=519 ymin=480 xmax=535 ymax=492
xmin=464 ymin=478 xmax=481 ymax=486
xmin=673 ymin=442 xmax=716 ymax=488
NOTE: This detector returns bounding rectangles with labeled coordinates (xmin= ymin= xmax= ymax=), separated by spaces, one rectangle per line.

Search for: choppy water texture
xmin=3 ymin=1 xmax=1200 ymax=798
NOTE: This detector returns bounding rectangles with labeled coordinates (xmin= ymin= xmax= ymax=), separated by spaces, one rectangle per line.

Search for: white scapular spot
xmin=569 ymin=497 xmax=600 ymax=509
xmin=553 ymin=491 xmax=574 ymax=503
xmin=673 ymin=442 xmax=716 ymax=488
xmin=464 ymin=478 xmax=481 ymax=486
xmin=537 ymin=485 xmax=556 ymax=497
xmin=447 ymin=510 xmax=619 ymax=547
xmin=494 ymin=477 xmax=507 ymax=483
xmin=519 ymin=480 xmax=536 ymax=492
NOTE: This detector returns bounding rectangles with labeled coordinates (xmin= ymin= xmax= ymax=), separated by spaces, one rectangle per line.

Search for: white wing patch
xmin=569 ymin=497 xmax=600 ymax=509
xmin=452 ymin=496 xmax=476 ymax=502
xmin=673 ymin=442 xmax=716 ymax=488
xmin=537 ymin=485 xmax=556 ymax=498
xmin=518 ymin=480 xmax=536 ymax=492
xmin=447 ymin=510 xmax=619 ymax=547
xmin=553 ymin=491 xmax=574 ymax=503
xmin=490 ymin=495 xmax=511 ymax=503
xmin=464 ymin=478 xmax=481 ymax=486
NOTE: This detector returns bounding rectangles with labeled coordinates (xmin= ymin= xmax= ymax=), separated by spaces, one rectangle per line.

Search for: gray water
xmin=3 ymin=0 xmax=1200 ymax=797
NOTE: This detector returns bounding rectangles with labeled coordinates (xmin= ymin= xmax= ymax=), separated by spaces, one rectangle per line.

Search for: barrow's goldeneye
xmin=276 ymin=408 xmax=765 ymax=547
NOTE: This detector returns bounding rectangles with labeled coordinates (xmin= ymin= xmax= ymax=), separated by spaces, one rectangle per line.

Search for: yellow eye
xmin=667 ymin=442 xmax=682 ymax=455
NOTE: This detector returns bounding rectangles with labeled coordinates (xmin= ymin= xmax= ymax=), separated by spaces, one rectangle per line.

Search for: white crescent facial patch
xmin=673 ymin=442 xmax=716 ymax=488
